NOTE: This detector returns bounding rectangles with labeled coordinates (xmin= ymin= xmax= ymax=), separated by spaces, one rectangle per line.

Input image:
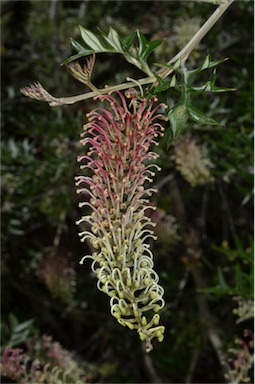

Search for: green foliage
xmin=204 ymin=238 xmax=254 ymax=297
xmin=166 ymin=54 xmax=236 ymax=143
xmin=65 ymin=26 xmax=163 ymax=76
xmin=1 ymin=110 xmax=79 ymax=243
xmin=60 ymin=25 xmax=235 ymax=145
xmin=1 ymin=314 xmax=34 ymax=352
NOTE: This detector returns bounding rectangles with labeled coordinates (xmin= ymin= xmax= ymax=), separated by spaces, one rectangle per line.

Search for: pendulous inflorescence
xmin=75 ymin=90 xmax=166 ymax=352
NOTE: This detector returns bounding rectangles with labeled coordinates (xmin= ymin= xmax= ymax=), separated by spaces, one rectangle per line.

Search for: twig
xmin=158 ymin=0 xmax=235 ymax=73
xmin=21 ymin=0 xmax=234 ymax=106
xmin=49 ymin=0 xmax=57 ymax=21
xmin=153 ymin=173 xmax=173 ymax=190
xmin=172 ymin=269 xmax=190 ymax=308
xmin=44 ymin=77 xmax=153 ymax=107
xmin=185 ymin=348 xmax=200 ymax=384
xmin=52 ymin=212 xmax=66 ymax=249
xmin=217 ymin=179 xmax=237 ymax=241
xmin=6 ymin=273 xmax=109 ymax=320
xmin=191 ymin=267 xmax=227 ymax=366
xmin=201 ymin=189 xmax=209 ymax=241
xmin=142 ymin=343 xmax=162 ymax=383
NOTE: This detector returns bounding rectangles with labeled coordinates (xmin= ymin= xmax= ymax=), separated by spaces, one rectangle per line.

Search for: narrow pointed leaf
xmin=188 ymin=82 xmax=235 ymax=94
xmin=201 ymin=54 xmax=210 ymax=70
xmin=104 ymin=27 xmax=123 ymax=52
xmin=217 ymin=268 xmax=229 ymax=290
xmin=153 ymin=82 xmax=171 ymax=93
xmin=124 ymin=55 xmax=143 ymax=70
xmin=79 ymin=26 xmax=105 ymax=51
xmin=62 ymin=39 xmax=94 ymax=64
xmin=9 ymin=313 xmax=18 ymax=331
xmin=168 ymin=104 xmax=189 ymax=139
xmin=188 ymin=84 xmax=209 ymax=94
xmin=188 ymin=55 xmax=229 ymax=77
xmin=141 ymin=39 xmax=163 ymax=61
xmin=122 ymin=31 xmax=136 ymax=51
xmin=187 ymin=104 xmax=220 ymax=125
xmin=170 ymin=75 xmax=177 ymax=87
xmin=210 ymin=85 xmax=237 ymax=93
xmin=14 ymin=319 xmax=34 ymax=333
xmin=137 ymin=30 xmax=148 ymax=56
xmin=173 ymin=58 xmax=181 ymax=70
xmin=62 ymin=52 xmax=93 ymax=65
xmin=206 ymin=57 xmax=229 ymax=70
xmin=234 ymin=264 xmax=246 ymax=293
xmin=152 ymin=73 xmax=176 ymax=93
xmin=70 ymin=38 xmax=87 ymax=53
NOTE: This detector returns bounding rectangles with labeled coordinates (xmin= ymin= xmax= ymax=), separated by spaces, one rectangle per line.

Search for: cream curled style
xmin=75 ymin=90 xmax=167 ymax=352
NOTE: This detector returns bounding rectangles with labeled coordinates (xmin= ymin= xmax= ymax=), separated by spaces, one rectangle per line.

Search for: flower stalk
xmin=76 ymin=90 xmax=166 ymax=352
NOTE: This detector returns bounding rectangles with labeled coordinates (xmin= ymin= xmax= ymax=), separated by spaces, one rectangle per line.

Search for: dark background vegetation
xmin=1 ymin=1 xmax=253 ymax=383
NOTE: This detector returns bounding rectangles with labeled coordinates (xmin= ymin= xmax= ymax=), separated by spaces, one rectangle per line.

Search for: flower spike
xmin=76 ymin=90 xmax=166 ymax=352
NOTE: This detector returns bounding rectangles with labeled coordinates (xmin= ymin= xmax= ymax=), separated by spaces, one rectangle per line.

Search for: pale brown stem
xmin=158 ymin=0 xmax=235 ymax=77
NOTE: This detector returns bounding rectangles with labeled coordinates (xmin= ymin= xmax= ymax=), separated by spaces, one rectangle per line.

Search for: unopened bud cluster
xmin=76 ymin=90 xmax=166 ymax=352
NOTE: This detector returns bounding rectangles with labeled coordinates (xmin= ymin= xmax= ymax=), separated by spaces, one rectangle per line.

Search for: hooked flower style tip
xmin=76 ymin=90 xmax=166 ymax=351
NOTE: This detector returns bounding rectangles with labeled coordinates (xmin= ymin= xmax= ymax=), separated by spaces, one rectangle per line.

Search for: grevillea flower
xmin=75 ymin=90 xmax=166 ymax=352
xmin=0 ymin=344 xmax=93 ymax=383
xmin=172 ymin=133 xmax=214 ymax=187
xmin=37 ymin=251 xmax=76 ymax=303
xmin=224 ymin=330 xmax=254 ymax=384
